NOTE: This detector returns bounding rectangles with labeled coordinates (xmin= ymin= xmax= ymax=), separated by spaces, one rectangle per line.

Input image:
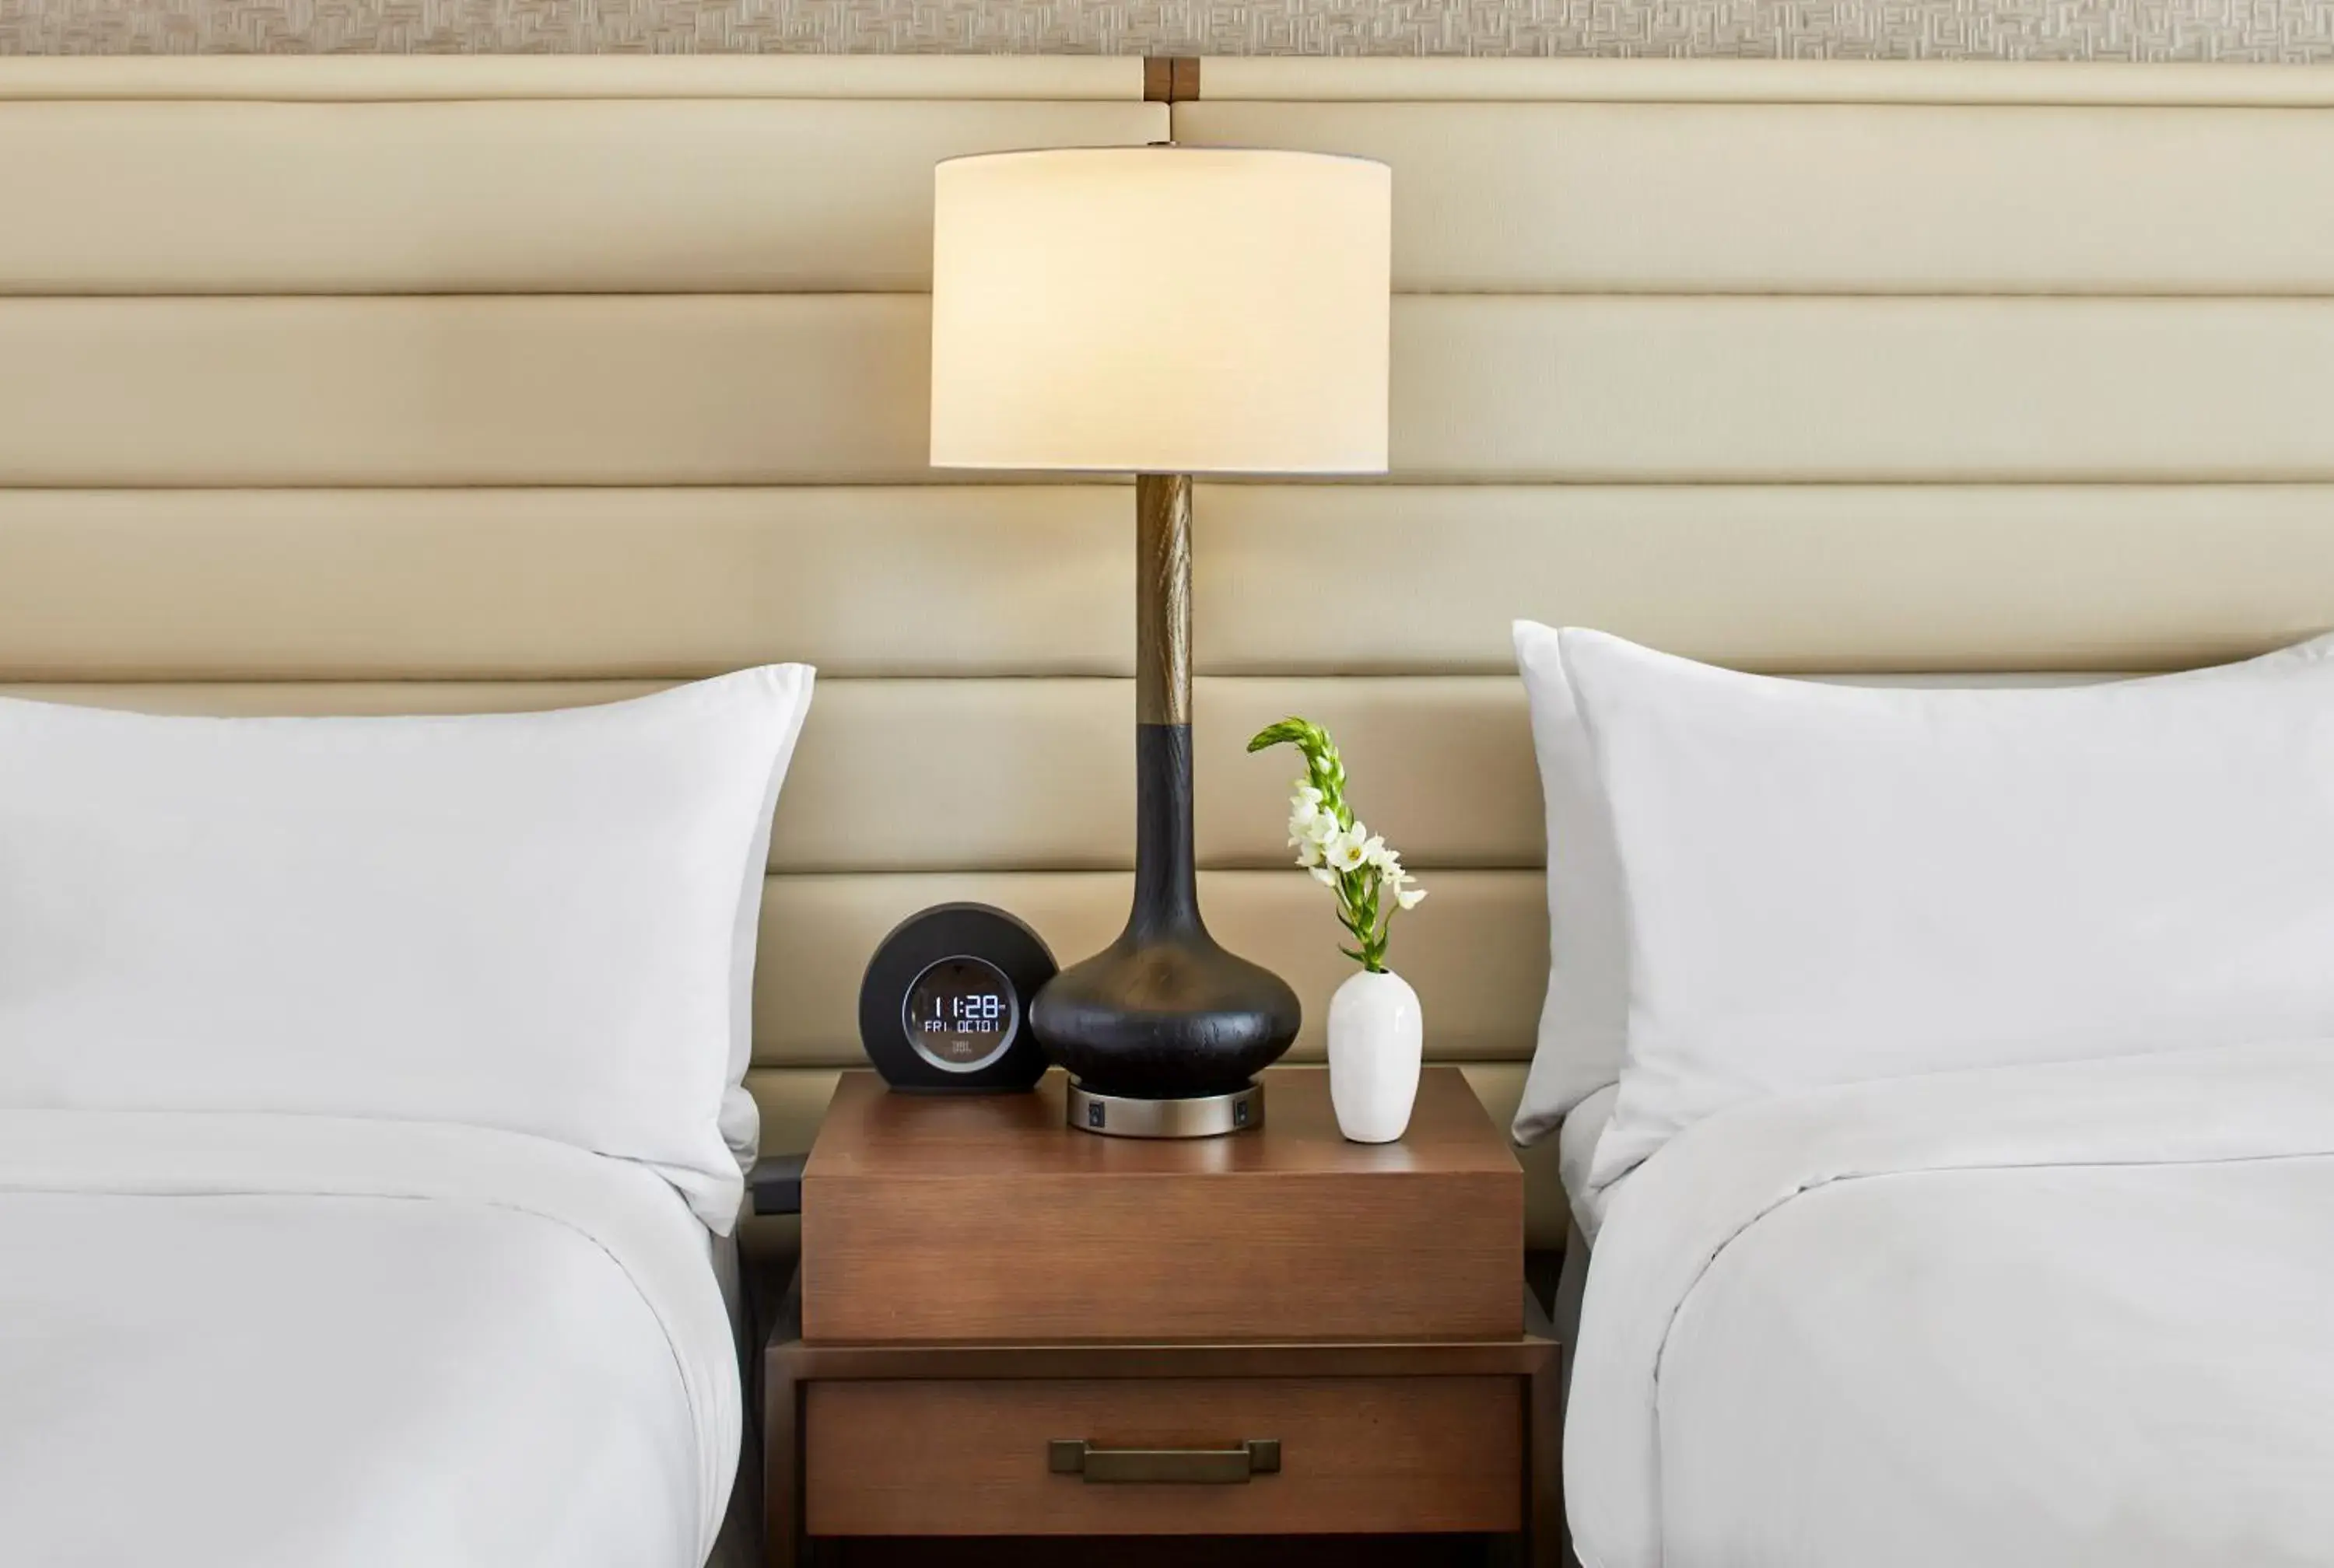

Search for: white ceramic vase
xmin=1326 ymin=968 xmax=1423 ymax=1143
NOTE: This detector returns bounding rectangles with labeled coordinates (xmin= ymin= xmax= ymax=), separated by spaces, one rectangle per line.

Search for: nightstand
xmin=762 ymin=1066 xmax=1561 ymax=1565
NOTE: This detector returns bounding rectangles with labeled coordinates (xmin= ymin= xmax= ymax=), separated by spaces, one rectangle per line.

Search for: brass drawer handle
xmin=1047 ymin=1438 xmax=1281 ymax=1485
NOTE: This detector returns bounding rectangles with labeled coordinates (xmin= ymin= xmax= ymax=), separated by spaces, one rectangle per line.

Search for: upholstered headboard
xmin=5 ymin=56 xmax=2332 ymax=1248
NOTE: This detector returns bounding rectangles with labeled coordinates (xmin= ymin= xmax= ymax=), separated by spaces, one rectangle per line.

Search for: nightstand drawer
xmin=804 ymin=1376 xmax=1522 ymax=1537
xmin=803 ymin=1072 xmax=1523 ymax=1344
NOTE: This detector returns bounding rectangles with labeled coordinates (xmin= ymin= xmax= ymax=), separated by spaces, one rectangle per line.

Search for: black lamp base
xmin=1033 ymin=915 xmax=1300 ymax=1101
xmin=1030 ymin=726 xmax=1301 ymax=1126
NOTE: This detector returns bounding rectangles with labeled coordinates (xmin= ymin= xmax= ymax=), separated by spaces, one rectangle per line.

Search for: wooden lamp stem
xmin=1131 ymin=474 xmax=1199 ymax=943
xmin=1135 ymin=472 xmax=1193 ymax=727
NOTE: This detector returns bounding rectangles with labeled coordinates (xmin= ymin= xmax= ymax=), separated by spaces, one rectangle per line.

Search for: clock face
xmin=902 ymin=955 xmax=1020 ymax=1074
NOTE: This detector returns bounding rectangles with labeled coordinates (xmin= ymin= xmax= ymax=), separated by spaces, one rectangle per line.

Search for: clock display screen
xmin=902 ymin=955 xmax=1020 ymax=1074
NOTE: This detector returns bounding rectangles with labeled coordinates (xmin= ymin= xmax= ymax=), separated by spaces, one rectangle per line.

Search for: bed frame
xmin=4 ymin=54 xmax=2332 ymax=1268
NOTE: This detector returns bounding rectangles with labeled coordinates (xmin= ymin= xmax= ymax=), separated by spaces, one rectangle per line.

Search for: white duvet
xmin=0 ymin=1111 xmax=739 ymax=1568
xmin=1567 ymin=1039 xmax=2334 ymax=1568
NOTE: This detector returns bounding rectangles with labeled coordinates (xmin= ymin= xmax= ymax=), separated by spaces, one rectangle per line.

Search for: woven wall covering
xmin=4 ymin=0 xmax=2332 ymax=61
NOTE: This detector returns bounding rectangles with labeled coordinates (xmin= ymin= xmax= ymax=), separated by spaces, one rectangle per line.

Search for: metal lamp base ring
xmin=1066 ymin=1080 xmax=1263 ymax=1139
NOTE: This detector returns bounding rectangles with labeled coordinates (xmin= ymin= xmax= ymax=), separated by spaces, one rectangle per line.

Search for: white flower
xmin=1253 ymin=718 xmax=1422 ymax=966
xmin=1287 ymin=786 xmax=1339 ymax=845
xmin=1288 ymin=807 xmax=1342 ymax=849
xmin=1324 ymin=824 xmax=1371 ymax=873
xmin=1379 ymin=860 xmax=1426 ymax=912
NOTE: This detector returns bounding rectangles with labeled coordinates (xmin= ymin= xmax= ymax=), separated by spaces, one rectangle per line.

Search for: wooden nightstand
xmin=763 ymin=1066 xmax=1561 ymax=1566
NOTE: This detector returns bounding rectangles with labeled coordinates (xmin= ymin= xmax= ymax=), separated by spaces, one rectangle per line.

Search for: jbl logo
xmin=1088 ymin=1102 xmax=1107 ymax=1129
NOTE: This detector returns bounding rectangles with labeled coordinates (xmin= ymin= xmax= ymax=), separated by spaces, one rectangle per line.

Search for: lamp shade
xmin=930 ymin=146 xmax=1391 ymax=474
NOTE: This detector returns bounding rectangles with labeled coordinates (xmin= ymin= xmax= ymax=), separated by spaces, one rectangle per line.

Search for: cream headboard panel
xmin=5 ymin=57 xmax=2332 ymax=1246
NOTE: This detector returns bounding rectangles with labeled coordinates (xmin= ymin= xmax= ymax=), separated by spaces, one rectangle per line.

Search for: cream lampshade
xmin=930 ymin=146 xmax=1391 ymax=474
xmin=928 ymin=144 xmax=1393 ymax=1140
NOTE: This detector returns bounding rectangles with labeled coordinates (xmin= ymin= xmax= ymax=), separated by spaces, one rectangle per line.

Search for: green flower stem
xmin=1247 ymin=716 xmax=1409 ymax=974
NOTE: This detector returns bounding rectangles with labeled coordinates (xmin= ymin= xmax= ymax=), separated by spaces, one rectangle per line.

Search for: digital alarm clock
xmin=858 ymin=903 xmax=1055 ymax=1091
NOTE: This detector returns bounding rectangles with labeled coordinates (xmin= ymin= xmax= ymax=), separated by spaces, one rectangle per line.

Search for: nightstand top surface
xmin=807 ymin=1065 xmax=1516 ymax=1181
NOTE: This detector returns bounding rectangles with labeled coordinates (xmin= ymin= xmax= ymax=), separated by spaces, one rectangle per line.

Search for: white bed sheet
xmin=0 ymin=1110 xmax=740 ymax=1568
xmin=1566 ymin=1039 xmax=2334 ymax=1568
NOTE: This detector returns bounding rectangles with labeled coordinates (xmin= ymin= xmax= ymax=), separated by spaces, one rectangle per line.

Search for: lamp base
xmin=1028 ymin=474 xmax=1302 ymax=1122
xmin=1028 ymin=892 xmax=1302 ymax=1101
xmin=1067 ymin=1078 xmax=1263 ymax=1139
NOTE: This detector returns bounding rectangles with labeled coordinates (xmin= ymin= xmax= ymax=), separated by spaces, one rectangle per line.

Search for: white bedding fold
xmin=1567 ymin=1039 xmax=2334 ymax=1568
xmin=0 ymin=1111 xmax=739 ymax=1568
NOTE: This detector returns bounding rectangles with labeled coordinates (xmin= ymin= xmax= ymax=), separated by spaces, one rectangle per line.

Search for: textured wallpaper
xmin=4 ymin=0 xmax=2332 ymax=59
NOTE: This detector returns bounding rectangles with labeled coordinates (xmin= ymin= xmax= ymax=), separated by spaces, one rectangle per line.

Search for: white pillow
xmin=1509 ymin=620 xmax=2334 ymax=1150
xmin=1558 ymin=628 xmax=2334 ymax=1190
xmin=1509 ymin=619 xmax=1630 ymax=1144
xmin=0 ymin=667 xmax=814 ymax=1230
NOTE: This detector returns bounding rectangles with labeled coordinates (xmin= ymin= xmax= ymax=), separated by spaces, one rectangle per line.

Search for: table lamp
xmin=930 ymin=145 xmax=1392 ymax=1138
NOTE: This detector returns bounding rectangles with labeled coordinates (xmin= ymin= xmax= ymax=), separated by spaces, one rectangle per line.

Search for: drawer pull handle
xmin=1047 ymin=1438 xmax=1281 ymax=1485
